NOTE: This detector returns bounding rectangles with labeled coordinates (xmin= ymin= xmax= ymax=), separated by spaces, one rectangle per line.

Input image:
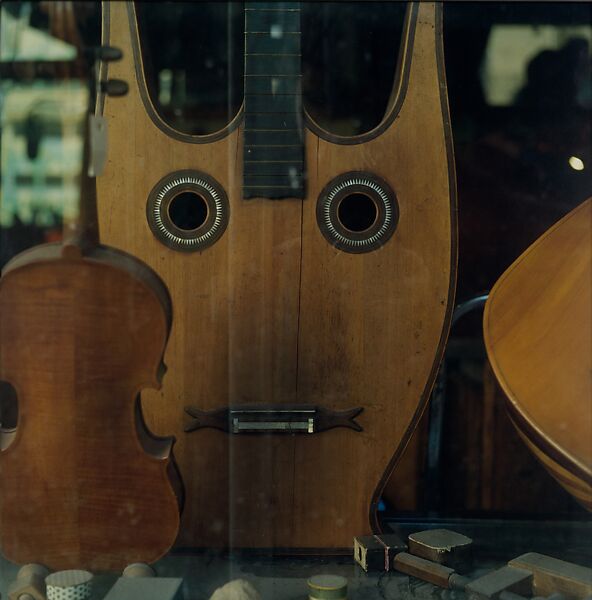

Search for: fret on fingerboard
xmin=243 ymin=2 xmax=305 ymax=199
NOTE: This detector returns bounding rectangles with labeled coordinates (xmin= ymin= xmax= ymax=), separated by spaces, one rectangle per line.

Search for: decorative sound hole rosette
xmin=316 ymin=172 xmax=399 ymax=253
xmin=147 ymin=170 xmax=229 ymax=252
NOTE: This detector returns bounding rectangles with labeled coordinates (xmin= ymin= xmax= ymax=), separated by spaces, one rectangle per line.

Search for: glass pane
xmin=302 ymin=2 xmax=407 ymax=136
xmin=135 ymin=2 xmax=407 ymax=137
xmin=136 ymin=1 xmax=245 ymax=135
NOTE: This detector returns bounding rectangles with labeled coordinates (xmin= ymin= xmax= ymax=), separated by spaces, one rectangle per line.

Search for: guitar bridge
xmin=184 ymin=404 xmax=363 ymax=435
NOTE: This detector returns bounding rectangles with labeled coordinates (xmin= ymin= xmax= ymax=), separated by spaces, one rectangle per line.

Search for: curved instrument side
xmin=484 ymin=199 xmax=592 ymax=509
xmin=0 ymin=248 xmax=181 ymax=570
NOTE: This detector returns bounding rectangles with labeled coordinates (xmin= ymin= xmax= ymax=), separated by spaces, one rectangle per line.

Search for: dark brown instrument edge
xmin=369 ymin=2 xmax=458 ymax=533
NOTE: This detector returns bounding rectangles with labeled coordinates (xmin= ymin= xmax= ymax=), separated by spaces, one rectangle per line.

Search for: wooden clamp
xmin=354 ymin=533 xmax=407 ymax=572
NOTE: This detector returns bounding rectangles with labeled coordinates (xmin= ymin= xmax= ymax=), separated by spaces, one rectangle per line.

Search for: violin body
xmin=0 ymin=244 xmax=181 ymax=570
xmin=97 ymin=1 xmax=456 ymax=548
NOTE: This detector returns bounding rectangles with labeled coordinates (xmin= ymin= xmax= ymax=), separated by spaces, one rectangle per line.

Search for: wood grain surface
xmin=0 ymin=245 xmax=181 ymax=570
xmin=484 ymin=199 xmax=592 ymax=510
xmin=97 ymin=1 xmax=456 ymax=548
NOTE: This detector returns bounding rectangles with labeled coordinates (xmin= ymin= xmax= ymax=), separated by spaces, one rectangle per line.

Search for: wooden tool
xmin=394 ymin=551 xmax=470 ymax=590
xmin=354 ymin=533 xmax=407 ymax=572
xmin=395 ymin=551 xmax=590 ymax=600
xmin=0 ymin=3 xmax=181 ymax=571
xmin=8 ymin=563 xmax=51 ymax=600
xmin=509 ymin=553 xmax=592 ymax=600
xmin=484 ymin=199 xmax=592 ymax=510
xmin=97 ymin=1 xmax=456 ymax=548
xmin=394 ymin=554 xmax=551 ymax=600
xmin=408 ymin=529 xmax=472 ymax=570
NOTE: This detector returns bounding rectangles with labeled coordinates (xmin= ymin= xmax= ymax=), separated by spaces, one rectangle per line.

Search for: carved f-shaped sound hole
xmin=147 ymin=170 xmax=229 ymax=252
xmin=317 ymin=172 xmax=399 ymax=253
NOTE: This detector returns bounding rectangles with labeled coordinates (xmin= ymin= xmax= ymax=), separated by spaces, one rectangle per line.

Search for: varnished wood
xmin=0 ymin=245 xmax=181 ymax=570
xmin=484 ymin=199 xmax=592 ymax=510
xmin=97 ymin=1 xmax=456 ymax=548
xmin=0 ymin=4 xmax=181 ymax=567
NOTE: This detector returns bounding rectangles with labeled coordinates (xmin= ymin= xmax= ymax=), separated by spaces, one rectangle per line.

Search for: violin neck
xmin=63 ymin=113 xmax=100 ymax=254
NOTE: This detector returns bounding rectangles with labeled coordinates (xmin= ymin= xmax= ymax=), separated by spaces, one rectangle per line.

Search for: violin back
xmin=0 ymin=245 xmax=180 ymax=571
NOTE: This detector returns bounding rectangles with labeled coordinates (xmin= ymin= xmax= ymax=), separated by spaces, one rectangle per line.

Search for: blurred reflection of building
xmin=0 ymin=83 xmax=85 ymax=229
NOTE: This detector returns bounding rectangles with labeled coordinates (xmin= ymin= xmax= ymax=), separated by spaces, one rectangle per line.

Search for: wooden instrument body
xmin=98 ymin=1 xmax=456 ymax=548
xmin=0 ymin=244 xmax=181 ymax=570
xmin=484 ymin=199 xmax=592 ymax=510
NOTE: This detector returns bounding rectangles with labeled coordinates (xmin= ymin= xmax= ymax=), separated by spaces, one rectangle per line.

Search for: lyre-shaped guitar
xmin=98 ymin=2 xmax=456 ymax=549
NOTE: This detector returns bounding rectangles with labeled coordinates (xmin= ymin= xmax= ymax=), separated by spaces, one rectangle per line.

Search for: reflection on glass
xmin=302 ymin=2 xmax=406 ymax=136
xmin=0 ymin=2 xmax=76 ymax=62
xmin=136 ymin=2 xmax=407 ymax=137
xmin=482 ymin=25 xmax=592 ymax=107
xmin=136 ymin=1 xmax=245 ymax=135
xmin=0 ymin=81 xmax=86 ymax=228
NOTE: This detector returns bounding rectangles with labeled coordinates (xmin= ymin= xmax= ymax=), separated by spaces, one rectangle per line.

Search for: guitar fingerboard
xmin=243 ymin=2 xmax=305 ymax=199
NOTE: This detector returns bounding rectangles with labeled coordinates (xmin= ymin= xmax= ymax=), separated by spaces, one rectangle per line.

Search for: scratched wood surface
xmin=484 ymin=199 xmax=592 ymax=511
xmin=97 ymin=1 xmax=455 ymax=548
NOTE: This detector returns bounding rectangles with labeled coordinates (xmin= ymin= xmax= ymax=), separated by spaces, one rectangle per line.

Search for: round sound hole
xmin=147 ymin=170 xmax=229 ymax=252
xmin=316 ymin=172 xmax=398 ymax=253
xmin=337 ymin=193 xmax=378 ymax=233
xmin=168 ymin=192 xmax=209 ymax=231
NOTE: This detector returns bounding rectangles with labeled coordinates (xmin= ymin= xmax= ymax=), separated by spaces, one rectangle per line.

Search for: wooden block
xmin=466 ymin=566 xmax=533 ymax=600
xmin=103 ymin=577 xmax=184 ymax=600
xmin=408 ymin=529 xmax=473 ymax=571
xmin=353 ymin=533 xmax=407 ymax=572
xmin=509 ymin=553 xmax=592 ymax=600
